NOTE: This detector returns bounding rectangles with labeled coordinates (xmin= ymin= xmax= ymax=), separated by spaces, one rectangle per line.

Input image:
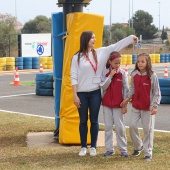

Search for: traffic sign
xmin=138 ymin=43 xmax=142 ymax=48
xmin=37 ymin=44 xmax=44 ymax=55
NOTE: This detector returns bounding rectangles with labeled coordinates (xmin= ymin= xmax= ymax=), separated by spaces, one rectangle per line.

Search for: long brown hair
xmin=77 ymin=31 xmax=97 ymax=65
xmin=132 ymin=53 xmax=153 ymax=78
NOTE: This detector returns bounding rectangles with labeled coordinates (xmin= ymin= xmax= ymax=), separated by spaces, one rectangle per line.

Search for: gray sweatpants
xmin=129 ymin=107 xmax=155 ymax=157
xmin=103 ymin=107 xmax=127 ymax=152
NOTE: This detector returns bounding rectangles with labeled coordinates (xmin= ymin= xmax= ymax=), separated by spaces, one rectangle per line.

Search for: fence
xmin=0 ymin=33 xmax=21 ymax=57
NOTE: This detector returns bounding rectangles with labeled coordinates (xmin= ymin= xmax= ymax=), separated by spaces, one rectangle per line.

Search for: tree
xmin=131 ymin=10 xmax=158 ymax=39
xmin=161 ymin=26 xmax=168 ymax=42
xmin=111 ymin=24 xmax=135 ymax=43
xmin=103 ymin=24 xmax=135 ymax=46
xmin=102 ymin=27 xmax=110 ymax=46
xmin=22 ymin=15 xmax=51 ymax=33
xmin=0 ymin=13 xmax=17 ymax=57
xmin=111 ymin=28 xmax=127 ymax=43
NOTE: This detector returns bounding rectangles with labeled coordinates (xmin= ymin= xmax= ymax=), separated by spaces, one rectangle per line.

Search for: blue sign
xmin=138 ymin=43 xmax=142 ymax=48
xmin=37 ymin=44 xmax=44 ymax=55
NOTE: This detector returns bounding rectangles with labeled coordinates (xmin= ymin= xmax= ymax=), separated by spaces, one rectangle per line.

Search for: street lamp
xmin=14 ymin=0 xmax=18 ymax=32
xmin=129 ymin=0 xmax=133 ymax=28
xmin=15 ymin=0 xmax=17 ymax=21
xmin=109 ymin=0 xmax=112 ymax=44
xmin=129 ymin=0 xmax=130 ymax=27
xmin=158 ymin=2 xmax=160 ymax=31
xmin=131 ymin=0 xmax=133 ymax=28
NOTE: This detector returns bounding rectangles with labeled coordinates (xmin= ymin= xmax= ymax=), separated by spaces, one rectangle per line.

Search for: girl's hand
xmin=110 ymin=69 xmax=117 ymax=77
xmin=151 ymin=107 xmax=157 ymax=115
xmin=120 ymin=98 xmax=130 ymax=107
xmin=73 ymin=95 xmax=81 ymax=108
xmin=122 ymin=106 xmax=127 ymax=114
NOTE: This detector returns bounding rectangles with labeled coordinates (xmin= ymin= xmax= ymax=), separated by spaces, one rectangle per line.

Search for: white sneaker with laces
xmin=90 ymin=147 xmax=97 ymax=156
xmin=78 ymin=147 xmax=87 ymax=156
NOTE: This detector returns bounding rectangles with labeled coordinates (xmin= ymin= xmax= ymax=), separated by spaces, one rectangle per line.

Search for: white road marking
xmin=0 ymin=109 xmax=54 ymax=119
xmin=0 ymin=93 xmax=35 ymax=98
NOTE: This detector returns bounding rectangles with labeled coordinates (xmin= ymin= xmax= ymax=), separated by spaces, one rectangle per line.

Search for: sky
xmin=0 ymin=0 xmax=170 ymax=29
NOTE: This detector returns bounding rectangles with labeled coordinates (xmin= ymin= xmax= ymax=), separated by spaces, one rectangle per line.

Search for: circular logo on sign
xmin=138 ymin=43 xmax=142 ymax=48
xmin=37 ymin=44 xmax=44 ymax=55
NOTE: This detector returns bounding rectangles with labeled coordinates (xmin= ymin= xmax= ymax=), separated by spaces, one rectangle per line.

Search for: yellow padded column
xmin=59 ymin=12 xmax=104 ymax=144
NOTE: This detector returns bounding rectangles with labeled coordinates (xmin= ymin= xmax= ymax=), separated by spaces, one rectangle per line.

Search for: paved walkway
xmin=27 ymin=131 xmax=117 ymax=147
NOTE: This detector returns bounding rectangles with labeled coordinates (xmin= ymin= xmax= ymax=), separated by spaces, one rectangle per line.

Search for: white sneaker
xmin=78 ymin=147 xmax=87 ymax=156
xmin=90 ymin=147 xmax=97 ymax=156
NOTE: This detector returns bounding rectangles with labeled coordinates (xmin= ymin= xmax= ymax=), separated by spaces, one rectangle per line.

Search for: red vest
xmin=102 ymin=72 xmax=123 ymax=108
xmin=132 ymin=74 xmax=151 ymax=110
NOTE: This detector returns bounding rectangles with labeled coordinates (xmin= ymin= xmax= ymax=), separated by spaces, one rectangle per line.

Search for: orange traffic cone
xmin=39 ymin=63 xmax=43 ymax=73
xmin=164 ymin=66 xmax=168 ymax=78
xmin=13 ymin=67 xmax=21 ymax=86
xmin=124 ymin=64 xmax=128 ymax=77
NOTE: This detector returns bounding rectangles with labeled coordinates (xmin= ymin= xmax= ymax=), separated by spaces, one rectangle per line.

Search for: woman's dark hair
xmin=77 ymin=31 xmax=97 ymax=65
xmin=106 ymin=51 xmax=121 ymax=69
xmin=132 ymin=53 xmax=153 ymax=78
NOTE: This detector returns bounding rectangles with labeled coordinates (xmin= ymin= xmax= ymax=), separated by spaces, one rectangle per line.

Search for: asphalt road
xmin=0 ymin=64 xmax=170 ymax=131
xmin=0 ymin=70 xmax=55 ymax=118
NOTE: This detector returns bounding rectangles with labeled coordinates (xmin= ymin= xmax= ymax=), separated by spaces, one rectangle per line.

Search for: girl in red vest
xmin=121 ymin=53 xmax=161 ymax=161
xmin=100 ymin=51 xmax=129 ymax=157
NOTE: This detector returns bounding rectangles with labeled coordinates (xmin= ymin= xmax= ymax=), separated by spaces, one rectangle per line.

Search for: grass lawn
xmin=0 ymin=111 xmax=170 ymax=170
xmin=21 ymin=81 xmax=36 ymax=86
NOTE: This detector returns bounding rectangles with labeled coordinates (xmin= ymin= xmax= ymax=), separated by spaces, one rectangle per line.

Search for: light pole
xmin=129 ymin=0 xmax=130 ymax=27
xmin=158 ymin=2 xmax=160 ymax=31
xmin=129 ymin=0 xmax=134 ymax=28
xmin=14 ymin=0 xmax=17 ymax=31
xmin=131 ymin=0 xmax=133 ymax=28
xmin=15 ymin=0 xmax=17 ymax=21
xmin=109 ymin=0 xmax=112 ymax=44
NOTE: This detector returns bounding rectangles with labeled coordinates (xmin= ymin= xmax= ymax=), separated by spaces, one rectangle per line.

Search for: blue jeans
xmin=77 ymin=89 xmax=101 ymax=148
